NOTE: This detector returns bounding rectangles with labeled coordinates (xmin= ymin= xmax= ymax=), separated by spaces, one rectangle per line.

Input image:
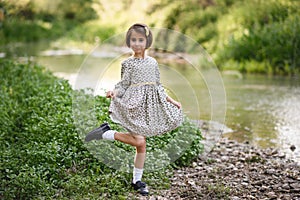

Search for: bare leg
xmin=114 ymin=132 xmax=146 ymax=168
xmin=134 ymin=136 xmax=146 ymax=169
xmin=115 ymin=132 xmax=149 ymax=194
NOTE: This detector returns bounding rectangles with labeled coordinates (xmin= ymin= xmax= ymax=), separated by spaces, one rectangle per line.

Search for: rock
xmin=267 ymin=191 xmax=277 ymax=199
xmin=241 ymin=182 xmax=248 ymax=186
xmin=221 ymin=156 xmax=229 ymax=161
xmin=290 ymin=183 xmax=300 ymax=189
xmin=146 ymin=137 xmax=300 ymax=200
xmin=282 ymin=183 xmax=290 ymax=190
xmin=192 ymin=162 xmax=197 ymax=168
xmin=278 ymin=153 xmax=286 ymax=159
xmin=290 ymin=145 xmax=296 ymax=151
xmin=246 ymin=195 xmax=256 ymax=199
xmin=266 ymin=168 xmax=276 ymax=174
xmin=260 ymin=185 xmax=269 ymax=191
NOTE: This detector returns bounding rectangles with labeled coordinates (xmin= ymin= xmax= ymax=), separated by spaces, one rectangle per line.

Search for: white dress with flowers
xmin=109 ymin=56 xmax=183 ymax=137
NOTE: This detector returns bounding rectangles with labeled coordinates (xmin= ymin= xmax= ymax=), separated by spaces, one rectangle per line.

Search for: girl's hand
xmin=166 ymin=96 xmax=181 ymax=109
xmin=106 ymin=91 xmax=114 ymax=98
xmin=172 ymin=100 xmax=181 ymax=109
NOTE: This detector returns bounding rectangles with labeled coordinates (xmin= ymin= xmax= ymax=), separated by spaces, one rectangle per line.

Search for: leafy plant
xmin=0 ymin=59 xmax=203 ymax=199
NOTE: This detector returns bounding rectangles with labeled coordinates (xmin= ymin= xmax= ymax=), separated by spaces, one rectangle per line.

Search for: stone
xmin=267 ymin=191 xmax=277 ymax=199
xmin=148 ymin=138 xmax=300 ymax=199
xmin=282 ymin=183 xmax=290 ymax=190
xmin=290 ymin=183 xmax=300 ymax=189
xmin=290 ymin=145 xmax=296 ymax=152
xmin=241 ymin=182 xmax=248 ymax=186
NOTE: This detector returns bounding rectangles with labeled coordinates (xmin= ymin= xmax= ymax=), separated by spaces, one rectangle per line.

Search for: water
xmin=1 ymin=43 xmax=300 ymax=162
xmin=223 ymin=75 xmax=300 ymax=161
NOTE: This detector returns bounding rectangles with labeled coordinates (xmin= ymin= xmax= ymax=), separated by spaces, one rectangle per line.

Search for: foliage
xmin=1 ymin=0 xmax=300 ymax=74
xmin=219 ymin=14 xmax=300 ymax=75
xmin=0 ymin=60 xmax=203 ymax=199
xmin=153 ymin=0 xmax=300 ymax=75
xmin=0 ymin=59 xmax=107 ymax=199
xmin=62 ymin=21 xmax=116 ymax=43
xmin=57 ymin=0 xmax=98 ymax=22
xmin=0 ymin=0 xmax=100 ymax=45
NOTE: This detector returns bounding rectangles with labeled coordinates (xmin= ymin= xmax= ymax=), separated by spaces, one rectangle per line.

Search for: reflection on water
xmin=4 ymin=46 xmax=299 ymax=162
xmin=223 ymin=75 xmax=300 ymax=162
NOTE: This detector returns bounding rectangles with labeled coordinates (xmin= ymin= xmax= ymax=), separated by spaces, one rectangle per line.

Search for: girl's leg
xmin=105 ymin=131 xmax=148 ymax=194
xmin=114 ymin=132 xmax=145 ymax=147
xmin=134 ymin=136 xmax=146 ymax=169
xmin=115 ymin=133 xmax=146 ymax=168
xmin=115 ymin=133 xmax=146 ymax=183
xmin=132 ymin=135 xmax=146 ymax=184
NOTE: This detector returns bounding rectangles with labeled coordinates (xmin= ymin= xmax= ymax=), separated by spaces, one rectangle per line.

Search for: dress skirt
xmin=108 ymin=56 xmax=183 ymax=137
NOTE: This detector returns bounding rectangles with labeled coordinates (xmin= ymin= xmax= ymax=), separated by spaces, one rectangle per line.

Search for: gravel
xmin=135 ymin=137 xmax=300 ymax=200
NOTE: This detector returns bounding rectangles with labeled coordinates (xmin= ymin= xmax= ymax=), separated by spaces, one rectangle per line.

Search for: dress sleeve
xmin=114 ymin=61 xmax=131 ymax=98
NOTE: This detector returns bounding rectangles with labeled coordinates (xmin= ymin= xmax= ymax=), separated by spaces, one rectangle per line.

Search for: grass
xmin=0 ymin=59 xmax=203 ymax=199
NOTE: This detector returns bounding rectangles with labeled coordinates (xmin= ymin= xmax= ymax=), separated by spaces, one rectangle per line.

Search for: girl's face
xmin=130 ymin=30 xmax=147 ymax=57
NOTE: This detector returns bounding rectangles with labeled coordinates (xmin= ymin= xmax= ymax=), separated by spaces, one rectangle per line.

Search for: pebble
xmin=282 ymin=183 xmax=290 ymax=190
xmin=137 ymin=138 xmax=300 ymax=200
xmin=290 ymin=145 xmax=296 ymax=151
xmin=241 ymin=182 xmax=248 ymax=186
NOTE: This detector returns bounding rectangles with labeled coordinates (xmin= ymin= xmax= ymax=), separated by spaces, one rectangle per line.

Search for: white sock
xmin=133 ymin=167 xmax=144 ymax=184
xmin=102 ymin=130 xmax=116 ymax=140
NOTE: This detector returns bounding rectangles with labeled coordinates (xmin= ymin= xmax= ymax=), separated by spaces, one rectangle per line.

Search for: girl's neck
xmin=133 ymin=52 xmax=146 ymax=59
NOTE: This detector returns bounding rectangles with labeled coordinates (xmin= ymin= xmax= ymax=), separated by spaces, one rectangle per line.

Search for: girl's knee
xmin=134 ymin=136 xmax=146 ymax=148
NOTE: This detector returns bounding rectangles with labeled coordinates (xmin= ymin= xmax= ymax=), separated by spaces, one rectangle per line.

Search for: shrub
xmin=0 ymin=59 xmax=203 ymax=199
xmin=220 ymin=15 xmax=300 ymax=75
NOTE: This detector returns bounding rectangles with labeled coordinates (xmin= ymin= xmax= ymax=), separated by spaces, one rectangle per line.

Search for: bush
xmin=220 ymin=15 xmax=300 ymax=75
xmin=0 ymin=60 xmax=97 ymax=199
xmin=0 ymin=59 xmax=203 ymax=199
xmin=158 ymin=0 xmax=300 ymax=75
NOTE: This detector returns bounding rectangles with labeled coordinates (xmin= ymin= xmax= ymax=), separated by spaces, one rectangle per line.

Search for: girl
xmin=85 ymin=23 xmax=183 ymax=196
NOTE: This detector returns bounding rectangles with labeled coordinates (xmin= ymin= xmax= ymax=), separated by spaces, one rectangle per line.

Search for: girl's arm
xmin=112 ymin=61 xmax=131 ymax=98
xmin=166 ymin=96 xmax=181 ymax=109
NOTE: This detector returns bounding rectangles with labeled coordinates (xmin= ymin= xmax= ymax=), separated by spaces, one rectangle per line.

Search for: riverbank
xmin=134 ymin=137 xmax=300 ymax=200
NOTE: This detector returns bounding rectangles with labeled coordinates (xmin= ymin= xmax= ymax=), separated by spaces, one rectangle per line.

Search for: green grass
xmin=0 ymin=59 xmax=203 ymax=199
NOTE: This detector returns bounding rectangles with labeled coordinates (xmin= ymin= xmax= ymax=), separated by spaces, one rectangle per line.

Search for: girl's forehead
xmin=130 ymin=30 xmax=146 ymax=38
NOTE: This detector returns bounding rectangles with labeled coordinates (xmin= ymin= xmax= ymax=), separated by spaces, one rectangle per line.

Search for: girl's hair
xmin=126 ymin=23 xmax=153 ymax=49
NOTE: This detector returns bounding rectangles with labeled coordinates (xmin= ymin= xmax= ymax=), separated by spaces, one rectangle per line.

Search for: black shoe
xmin=131 ymin=181 xmax=149 ymax=196
xmin=87 ymin=123 xmax=110 ymax=135
xmin=85 ymin=123 xmax=111 ymax=142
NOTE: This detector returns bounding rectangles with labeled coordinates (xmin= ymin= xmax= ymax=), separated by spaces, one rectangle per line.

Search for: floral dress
xmin=109 ymin=56 xmax=183 ymax=137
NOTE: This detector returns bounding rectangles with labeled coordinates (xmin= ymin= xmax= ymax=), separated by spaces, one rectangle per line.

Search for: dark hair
xmin=126 ymin=23 xmax=153 ymax=49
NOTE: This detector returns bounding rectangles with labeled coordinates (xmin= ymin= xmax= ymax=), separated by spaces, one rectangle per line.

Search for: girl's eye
xmin=131 ymin=38 xmax=144 ymax=42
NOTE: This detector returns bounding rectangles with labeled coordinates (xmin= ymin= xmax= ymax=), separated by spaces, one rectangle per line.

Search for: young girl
xmin=85 ymin=23 xmax=183 ymax=196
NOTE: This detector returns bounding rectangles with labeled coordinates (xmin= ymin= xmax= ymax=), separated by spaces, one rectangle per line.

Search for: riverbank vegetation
xmin=0 ymin=0 xmax=115 ymax=46
xmin=152 ymin=0 xmax=300 ymax=75
xmin=1 ymin=0 xmax=299 ymax=75
xmin=0 ymin=60 xmax=203 ymax=199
